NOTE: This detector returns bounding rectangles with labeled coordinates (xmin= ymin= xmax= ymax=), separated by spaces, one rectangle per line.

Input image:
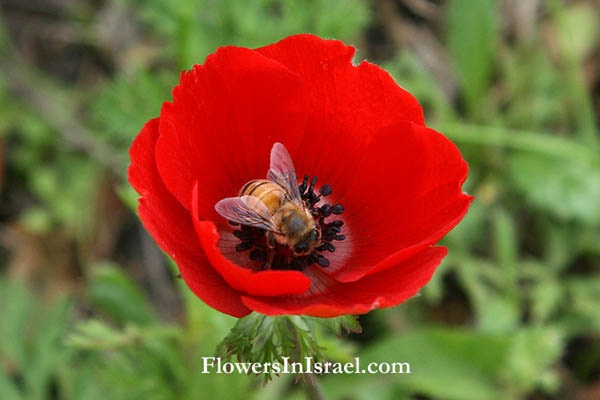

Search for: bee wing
xmin=214 ymin=196 xmax=280 ymax=233
xmin=267 ymin=142 xmax=303 ymax=204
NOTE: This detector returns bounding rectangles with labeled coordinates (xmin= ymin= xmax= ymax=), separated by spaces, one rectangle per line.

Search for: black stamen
xmin=327 ymin=226 xmax=341 ymax=234
xmin=309 ymin=176 xmax=317 ymax=192
xmin=319 ymin=184 xmax=332 ymax=197
xmin=331 ymin=204 xmax=344 ymax=214
xmin=316 ymin=254 xmax=330 ymax=267
xmin=298 ymin=175 xmax=309 ymax=194
xmin=235 ymin=242 xmax=253 ymax=252
xmin=319 ymin=204 xmax=331 ymax=217
xmin=233 ymin=230 xmax=250 ymax=240
xmin=317 ymin=242 xmax=335 ymax=252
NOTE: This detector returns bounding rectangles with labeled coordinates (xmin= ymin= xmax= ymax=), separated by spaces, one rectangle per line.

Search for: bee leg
xmin=263 ymin=248 xmax=275 ymax=270
xmin=261 ymin=232 xmax=276 ymax=270
xmin=266 ymin=231 xmax=276 ymax=249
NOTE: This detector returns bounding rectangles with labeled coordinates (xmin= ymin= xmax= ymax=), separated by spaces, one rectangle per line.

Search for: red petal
xmin=128 ymin=119 xmax=251 ymax=317
xmin=256 ymin=34 xmax=424 ymax=130
xmin=241 ymin=247 xmax=447 ymax=317
xmin=191 ymin=182 xmax=311 ymax=297
xmin=322 ymin=120 xmax=472 ymax=282
xmin=155 ymin=45 xmax=307 ymax=221
xmin=255 ymin=34 xmax=426 ymax=203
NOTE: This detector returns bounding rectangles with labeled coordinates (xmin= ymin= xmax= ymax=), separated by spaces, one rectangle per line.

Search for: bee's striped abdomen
xmin=239 ymin=179 xmax=285 ymax=214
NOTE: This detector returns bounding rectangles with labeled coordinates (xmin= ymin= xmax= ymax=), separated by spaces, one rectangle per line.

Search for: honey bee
xmin=215 ymin=143 xmax=322 ymax=262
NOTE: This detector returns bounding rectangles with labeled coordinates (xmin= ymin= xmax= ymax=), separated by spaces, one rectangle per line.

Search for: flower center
xmin=231 ymin=175 xmax=345 ymax=271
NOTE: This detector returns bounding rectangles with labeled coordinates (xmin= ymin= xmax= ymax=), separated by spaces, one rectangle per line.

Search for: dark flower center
xmin=231 ymin=175 xmax=345 ymax=271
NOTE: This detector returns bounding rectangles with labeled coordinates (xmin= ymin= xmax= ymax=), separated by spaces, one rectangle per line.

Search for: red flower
xmin=128 ymin=34 xmax=472 ymax=318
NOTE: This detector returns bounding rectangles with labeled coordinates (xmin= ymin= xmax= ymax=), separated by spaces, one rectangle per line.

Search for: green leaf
xmin=0 ymin=371 xmax=22 ymax=400
xmin=66 ymin=319 xmax=183 ymax=399
xmin=17 ymin=207 xmax=53 ymax=234
xmin=0 ymin=280 xmax=33 ymax=370
xmin=216 ymin=313 xmax=347 ymax=384
xmin=546 ymin=0 xmax=599 ymax=146
xmin=89 ymin=69 xmax=173 ymax=149
xmin=436 ymin=122 xmax=599 ymax=164
xmin=477 ymin=295 xmax=521 ymax=333
xmin=323 ymin=327 xmax=512 ymax=400
xmin=310 ymin=314 xmax=362 ymax=336
xmin=66 ymin=320 xmax=178 ymax=350
xmin=442 ymin=190 xmax=487 ymax=251
xmin=123 ymin=0 xmax=370 ymax=70
xmin=0 ymin=279 xmax=76 ymax=399
xmin=88 ymin=262 xmax=157 ymax=325
xmin=492 ymin=208 xmax=518 ymax=292
xmin=508 ymin=153 xmax=600 ymax=224
xmin=455 ymin=258 xmax=520 ymax=332
xmin=555 ymin=2 xmax=600 ymax=62
xmin=338 ymin=315 xmax=362 ymax=334
xmin=24 ymin=298 xmax=71 ymax=400
xmin=565 ymin=277 xmax=600 ymax=333
xmin=447 ymin=0 xmax=498 ymax=116
xmin=530 ymin=278 xmax=563 ymax=323
xmin=505 ymin=327 xmax=563 ymax=393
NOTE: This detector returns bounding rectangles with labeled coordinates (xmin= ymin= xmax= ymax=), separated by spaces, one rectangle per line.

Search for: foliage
xmin=216 ymin=313 xmax=360 ymax=383
xmin=1 ymin=0 xmax=600 ymax=399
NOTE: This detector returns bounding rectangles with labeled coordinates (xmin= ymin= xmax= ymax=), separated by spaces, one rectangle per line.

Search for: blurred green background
xmin=1 ymin=0 xmax=599 ymax=399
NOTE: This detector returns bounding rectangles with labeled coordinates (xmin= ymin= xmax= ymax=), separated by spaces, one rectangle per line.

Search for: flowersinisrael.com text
xmin=201 ymin=357 xmax=411 ymax=375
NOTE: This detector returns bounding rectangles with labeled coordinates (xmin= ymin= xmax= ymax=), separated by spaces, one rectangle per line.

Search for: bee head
xmin=280 ymin=206 xmax=311 ymax=237
xmin=278 ymin=204 xmax=321 ymax=255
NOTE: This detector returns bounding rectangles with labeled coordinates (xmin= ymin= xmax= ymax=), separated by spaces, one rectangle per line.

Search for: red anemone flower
xmin=128 ymin=34 xmax=472 ymax=318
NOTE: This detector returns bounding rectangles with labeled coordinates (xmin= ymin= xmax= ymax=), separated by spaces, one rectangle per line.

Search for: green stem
xmin=435 ymin=122 xmax=599 ymax=164
xmin=544 ymin=0 xmax=599 ymax=148
xmin=304 ymin=375 xmax=325 ymax=400
xmin=286 ymin=318 xmax=326 ymax=400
